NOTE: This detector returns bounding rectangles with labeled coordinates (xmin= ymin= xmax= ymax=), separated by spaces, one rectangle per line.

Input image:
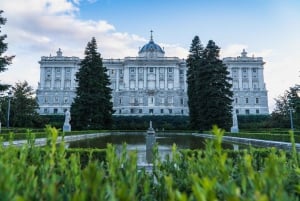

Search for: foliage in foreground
xmin=0 ymin=126 xmax=300 ymax=200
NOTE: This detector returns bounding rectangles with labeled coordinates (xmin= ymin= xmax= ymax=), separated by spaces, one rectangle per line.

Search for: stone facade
xmin=223 ymin=49 xmax=269 ymax=115
xmin=36 ymin=49 xmax=80 ymax=115
xmin=36 ymin=36 xmax=188 ymax=116
xmin=36 ymin=39 xmax=269 ymax=116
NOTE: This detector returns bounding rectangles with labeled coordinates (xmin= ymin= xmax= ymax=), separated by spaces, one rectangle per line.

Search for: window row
xmin=236 ymin=109 xmax=260 ymax=115
xmin=42 ymin=96 xmax=69 ymax=104
xmin=129 ymin=80 xmax=174 ymax=89
xmin=235 ymin=97 xmax=260 ymax=104
xmin=232 ymin=81 xmax=260 ymax=89
xmin=129 ymin=67 xmax=174 ymax=74
xmin=118 ymin=96 xmax=184 ymax=105
xmin=44 ymin=80 xmax=72 ymax=88
xmin=118 ymin=108 xmax=185 ymax=115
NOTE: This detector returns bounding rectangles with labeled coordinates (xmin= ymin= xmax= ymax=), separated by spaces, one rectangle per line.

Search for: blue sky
xmin=0 ymin=0 xmax=300 ymax=111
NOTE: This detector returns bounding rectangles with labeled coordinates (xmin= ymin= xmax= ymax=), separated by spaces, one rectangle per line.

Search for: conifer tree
xmin=10 ymin=81 xmax=39 ymax=127
xmin=186 ymin=36 xmax=204 ymax=129
xmin=187 ymin=38 xmax=233 ymax=131
xmin=71 ymin=37 xmax=113 ymax=130
xmin=0 ymin=10 xmax=14 ymax=91
xmin=201 ymin=40 xmax=233 ymax=130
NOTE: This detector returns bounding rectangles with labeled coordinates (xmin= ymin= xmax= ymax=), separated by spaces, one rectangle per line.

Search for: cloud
xmin=220 ymin=44 xmax=248 ymax=58
xmin=160 ymin=43 xmax=188 ymax=59
xmin=0 ymin=0 xmax=151 ymax=88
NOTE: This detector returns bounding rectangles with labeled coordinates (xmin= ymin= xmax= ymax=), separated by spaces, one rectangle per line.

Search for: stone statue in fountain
xmin=147 ymin=120 xmax=155 ymax=134
xmin=146 ymin=120 xmax=156 ymax=163
xmin=63 ymin=110 xmax=71 ymax=132
xmin=230 ymin=109 xmax=239 ymax=133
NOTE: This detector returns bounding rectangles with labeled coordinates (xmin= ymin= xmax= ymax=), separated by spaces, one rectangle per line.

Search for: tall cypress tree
xmin=186 ymin=36 xmax=204 ymax=129
xmin=187 ymin=38 xmax=233 ymax=131
xmin=71 ymin=37 xmax=113 ymax=130
xmin=200 ymin=40 xmax=233 ymax=130
xmin=0 ymin=10 xmax=14 ymax=91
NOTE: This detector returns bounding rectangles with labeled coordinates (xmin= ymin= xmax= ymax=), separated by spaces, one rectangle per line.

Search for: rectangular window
xmin=161 ymin=109 xmax=164 ymax=114
xmin=256 ymin=98 xmax=259 ymax=104
xmin=256 ymin=109 xmax=260 ymax=114
xmin=65 ymin=68 xmax=71 ymax=78
xmin=130 ymin=97 xmax=135 ymax=104
xmin=55 ymin=68 xmax=61 ymax=78
xmin=55 ymin=80 xmax=61 ymax=88
xmin=130 ymin=108 xmax=134 ymax=114
xmin=149 ymin=67 xmax=154 ymax=73
xmin=54 ymin=96 xmax=59 ymax=103
xmin=149 ymin=109 xmax=153 ymax=114
xmin=64 ymin=80 xmax=71 ymax=89
xmin=236 ymin=109 xmax=239 ymax=114
xmin=44 ymin=108 xmax=48 ymax=113
xmin=139 ymin=109 xmax=143 ymax=114
xmin=169 ymin=109 xmax=172 ymax=114
xmin=130 ymin=68 xmax=135 ymax=73
xmin=53 ymin=108 xmax=58 ymax=114
xmin=168 ymin=67 xmax=173 ymax=73
xmin=246 ymin=98 xmax=248 ymax=104
xmin=245 ymin=109 xmax=250 ymax=115
xmin=235 ymin=98 xmax=238 ymax=103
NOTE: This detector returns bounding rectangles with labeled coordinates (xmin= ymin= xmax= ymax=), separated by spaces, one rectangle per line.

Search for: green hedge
xmin=0 ymin=126 xmax=300 ymax=200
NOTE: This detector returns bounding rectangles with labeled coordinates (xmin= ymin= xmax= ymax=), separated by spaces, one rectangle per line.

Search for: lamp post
xmin=289 ymin=108 xmax=294 ymax=131
xmin=288 ymin=89 xmax=300 ymax=131
xmin=6 ymin=90 xmax=12 ymax=128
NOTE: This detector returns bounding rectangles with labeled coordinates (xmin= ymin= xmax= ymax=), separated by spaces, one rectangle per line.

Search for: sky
xmin=0 ymin=0 xmax=300 ymax=112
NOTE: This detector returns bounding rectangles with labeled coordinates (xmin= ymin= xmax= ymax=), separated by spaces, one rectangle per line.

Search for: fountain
xmin=230 ymin=109 xmax=239 ymax=133
xmin=146 ymin=121 xmax=156 ymax=163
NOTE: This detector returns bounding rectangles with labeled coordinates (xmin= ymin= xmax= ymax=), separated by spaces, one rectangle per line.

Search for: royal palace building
xmin=36 ymin=35 xmax=269 ymax=116
xmin=223 ymin=49 xmax=269 ymax=115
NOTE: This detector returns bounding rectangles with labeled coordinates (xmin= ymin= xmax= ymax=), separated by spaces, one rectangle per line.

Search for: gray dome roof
xmin=138 ymin=39 xmax=165 ymax=54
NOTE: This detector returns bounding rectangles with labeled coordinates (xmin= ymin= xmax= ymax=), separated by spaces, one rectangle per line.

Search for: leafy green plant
xmin=0 ymin=125 xmax=299 ymax=200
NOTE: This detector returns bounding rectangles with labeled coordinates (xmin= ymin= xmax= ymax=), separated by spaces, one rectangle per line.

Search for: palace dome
xmin=138 ymin=31 xmax=165 ymax=57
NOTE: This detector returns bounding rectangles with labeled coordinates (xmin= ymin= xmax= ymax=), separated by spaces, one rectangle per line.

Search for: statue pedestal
xmin=63 ymin=123 xmax=71 ymax=132
xmin=230 ymin=126 xmax=239 ymax=133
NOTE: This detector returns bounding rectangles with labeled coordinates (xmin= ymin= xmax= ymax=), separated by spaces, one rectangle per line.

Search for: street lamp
xmin=289 ymin=89 xmax=300 ymax=131
xmin=289 ymin=108 xmax=294 ymax=131
xmin=6 ymin=90 xmax=12 ymax=128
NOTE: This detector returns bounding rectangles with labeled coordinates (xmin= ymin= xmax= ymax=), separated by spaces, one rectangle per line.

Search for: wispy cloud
xmin=0 ymin=0 xmax=151 ymax=87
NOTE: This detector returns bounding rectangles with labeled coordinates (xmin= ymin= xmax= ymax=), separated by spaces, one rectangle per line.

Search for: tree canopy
xmin=187 ymin=37 xmax=233 ymax=131
xmin=71 ymin=37 xmax=114 ymax=130
xmin=0 ymin=10 xmax=14 ymax=91
xmin=271 ymin=85 xmax=300 ymax=128
xmin=0 ymin=81 xmax=40 ymax=127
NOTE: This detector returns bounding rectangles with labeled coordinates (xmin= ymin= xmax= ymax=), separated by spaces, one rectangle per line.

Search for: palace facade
xmin=223 ymin=49 xmax=269 ymax=115
xmin=36 ymin=36 xmax=269 ymax=116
